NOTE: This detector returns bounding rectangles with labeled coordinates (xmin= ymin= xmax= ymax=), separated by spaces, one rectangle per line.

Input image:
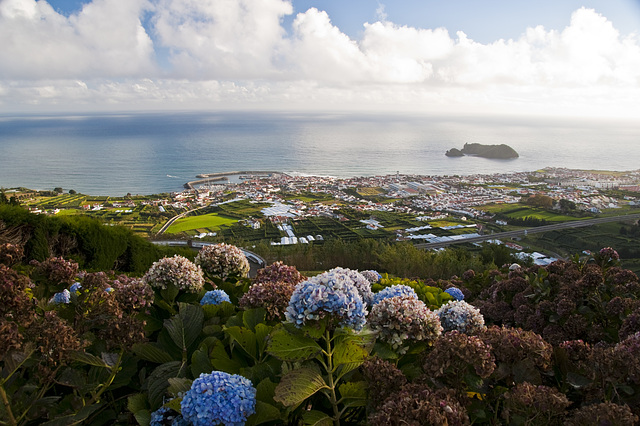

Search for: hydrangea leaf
xmin=191 ymin=347 xmax=212 ymax=378
xmin=338 ymin=381 xmax=367 ymax=407
xmin=132 ymin=343 xmax=175 ymax=364
xmin=147 ymin=361 xmax=183 ymax=408
xmin=243 ymin=308 xmax=267 ymax=332
xmin=301 ymin=410 xmax=333 ymax=426
xmin=167 ymin=377 xmax=193 ymax=397
xmin=225 ymin=326 xmax=258 ymax=359
xmin=210 ymin=339 xmax=242 ymax=374
xmin=255 ymin=378 xmax=278 ymax=404
xmin=255 ymin=323 xmax=272 ymax=355
xmin=71 ymin=352 xmax=110 ymax=368
xmin=164 ymin=303 xmax=204 ymax=351
xmin=246 ymin=401 xmax=283 ymax=426
xmin=133 ymin=410 xmax=151 ymax=426
xmin=126 ymin=393 xmax=148 ymax=414
xmin=267 ymin=325 xmax=323 ymax=362
xmin=332 ymin=340 xmax=369 ymax=373
xmin=274 ymin=367 xmax=328 ymax=407
xmin=202 ymin=301 xmax=236 ymax=320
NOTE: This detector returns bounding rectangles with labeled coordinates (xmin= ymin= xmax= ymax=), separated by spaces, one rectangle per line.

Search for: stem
xmin=323 ymin=330 xmax=341 ymax=426
xmin=87 ymin=351 xmax=124 ymax=406
xmin=0 ymin=385 xmax=17 ymax=426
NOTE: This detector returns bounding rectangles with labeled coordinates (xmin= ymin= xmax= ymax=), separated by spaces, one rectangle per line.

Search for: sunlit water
xmin=1 ymin=111 xmax=638 ymax=196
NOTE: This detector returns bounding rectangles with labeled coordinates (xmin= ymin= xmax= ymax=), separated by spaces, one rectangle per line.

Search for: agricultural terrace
xmin=478 ymin=203 xmax=581 ymax=222
xmin=165 ymin=213 xmax=238 ymax=235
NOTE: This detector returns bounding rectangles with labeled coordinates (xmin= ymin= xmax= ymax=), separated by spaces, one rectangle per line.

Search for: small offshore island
xmin=446 ymin=143 xmax=519 ymax=159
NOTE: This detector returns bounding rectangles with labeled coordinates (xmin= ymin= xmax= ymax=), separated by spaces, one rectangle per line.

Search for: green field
xmin=165 ymin=213 xmax=238 ymax=234
xmin=480 ymin=204 xmax=581 ymax=222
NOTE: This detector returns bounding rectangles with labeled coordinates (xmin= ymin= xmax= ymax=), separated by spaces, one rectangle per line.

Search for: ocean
xmin=1 ymin=111 xmax=638 ymax=196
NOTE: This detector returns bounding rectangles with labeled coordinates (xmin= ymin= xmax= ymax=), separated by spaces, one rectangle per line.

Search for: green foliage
xmin=374 ymin=274 xmax=453 ymax=310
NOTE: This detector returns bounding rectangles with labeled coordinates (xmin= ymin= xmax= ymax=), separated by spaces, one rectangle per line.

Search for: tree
xmin=54 ymin=187 xmax=63 ymax=194
xmin=524 ymin=194 xmax=554 ymax=208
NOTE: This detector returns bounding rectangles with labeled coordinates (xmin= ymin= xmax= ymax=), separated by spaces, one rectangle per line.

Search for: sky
xmin=1 ymin=0 xmax=640 ymax=118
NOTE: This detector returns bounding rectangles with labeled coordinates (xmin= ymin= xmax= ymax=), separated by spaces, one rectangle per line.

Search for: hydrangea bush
xmin=200 ymin=289 xmax=231 ymax=306
xmin=143 ymin=255 xmax=204 ymax=293
xmin=436 ymin=300 xmax=486 ymax=335
xmin=181 ymin=371 xmax=256 ymax=426
xmin=195 ymin=243 xmax=250 ymax=279
xmin=239 ymin=280 xmax=297 ymax=320
xmin=329 ymin=267 xmax=374 ymax=306
xmin=285 ymin=270 xmax=367 ymax=330
xmin=372 ymin=284 xmax=418 ymax=305
xmin=368 ymin=295 xmax=442 ymax=353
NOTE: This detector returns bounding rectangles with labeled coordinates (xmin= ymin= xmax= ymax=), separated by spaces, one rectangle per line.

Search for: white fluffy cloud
xmin=0 ymin=0 xmax=155 ymax=79
xmin=1 ymin=1 xmax=639 ymax=117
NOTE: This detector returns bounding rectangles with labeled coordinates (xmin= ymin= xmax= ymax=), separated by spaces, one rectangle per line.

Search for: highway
xmin=414 ymin=213 xmax=640 ymax=250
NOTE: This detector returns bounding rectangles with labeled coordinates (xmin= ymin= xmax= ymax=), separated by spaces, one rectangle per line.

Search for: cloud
xmin=151 ymin=0 xmax=293 ymax=79
xmin=0 ymin=2 xmax=639 ymax=117
xmin=0 ymin=0 xmax=155 ymax=79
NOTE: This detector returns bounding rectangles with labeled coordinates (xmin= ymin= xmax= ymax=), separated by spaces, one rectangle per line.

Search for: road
xmin=414 ymin=213 xmax=640 ymax=250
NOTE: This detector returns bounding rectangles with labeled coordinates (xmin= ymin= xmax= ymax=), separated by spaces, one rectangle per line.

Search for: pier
xmin=184 ymin=171 xmax=284 ymax=189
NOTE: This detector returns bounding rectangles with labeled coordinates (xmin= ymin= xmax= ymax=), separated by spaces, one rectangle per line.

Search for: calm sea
xmin=1 ymin=111 xmax=638 ymax=196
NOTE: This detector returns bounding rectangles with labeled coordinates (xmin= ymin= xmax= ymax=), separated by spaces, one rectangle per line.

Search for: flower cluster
xmin=501 ymin=382 xmax=570 ymax=425
xmin=150 ymin=406 xmax=188 ymax=426
xmin=239 ymin=280 xmax=297 ymax=320
xmin=368 ymin=296 xmax=442 ymax=353
xmin=444 ymin=286 xmax=465 ymax=301
xmin=181 ymin=371 xmax=256 ymax=426
xmin=436 ymin=300 xmax=485 ymax=335
xmin=111 ymin=276 xmax=155 ymax=312
xmin=51 ymin=289 xmax=71 ymax=305
xmin=0 ymin=243 xmax=23 ymax=266
xmin=200 ymin=289 xmax=231 ymax=306
xmin=329 ymin=267 xmax=373 ymax=306
xmin=481 ymin=326 xmax=552 ymax=374
xmin=253 ymin=261 xmax=306 ymax=286
xmin=360 ymin=270 xmax=382 ymax=284
xmin=360 ymin=357 xmax=407 ymax=407
xmin=30 ymin=256 xmax=79 ymax=286
xmin=143 ymin=255 xmax=204 ymax=293
xmin=565 ymin=402 xmax=638 ymax=426
xmin=599 ymin=247 xmax=620 ymax=261
xmin=372 ymin=284 xmax=418 ymax=305
xmin=195 ymin=243 xmax=250 ymax=279
xmin=285 ymin=270 xmax=367 ymax=331
xmin=0 ymin=264 xmax=35 ymax=325
xmin=369 ymin=384 xmax=469 ymax=426
xmin=423 ymin=331 xmax=496 ymax=384
xmin=70 ymin=282 xmax=82 ymax=293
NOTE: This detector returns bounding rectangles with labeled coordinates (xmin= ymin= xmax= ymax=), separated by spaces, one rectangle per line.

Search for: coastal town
xmin=9 ymin=167 xmax=640 ymax=268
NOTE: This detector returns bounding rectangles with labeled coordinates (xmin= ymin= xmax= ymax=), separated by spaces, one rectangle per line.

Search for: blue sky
xmin=2 ymin=0 xmax=640 ymax=117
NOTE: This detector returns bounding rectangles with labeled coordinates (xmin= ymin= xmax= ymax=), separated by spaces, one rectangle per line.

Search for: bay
xmin=0 ymin=111 xmax=638 ymax=196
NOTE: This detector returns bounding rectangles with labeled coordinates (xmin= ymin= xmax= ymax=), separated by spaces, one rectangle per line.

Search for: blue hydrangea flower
xmin=51 ymin=289 xmax=71 ymax=304
xmin=285 ymin=270 xmax=367 ymax=331
xmin=181 ymin=371 xmax=256 ymax=426
xmin=361 ymin=270 xmax=382 ymax=284
xmin=150 ymin=406 xmax=188 ymax=426
xmin=200 ymin=289 xmax=231 ymax=306
xmin=444 ymin=287 xmax=465 ymax=301
xmin=436 ymin=300 xmax=485 ymax=335
xmin=329 ymin=267 xmax=374 ymax=306
xmin=372 ymin=285 xmax=418 ymax=305
xmin=70 ymin=282 xmax=82 ymax=293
